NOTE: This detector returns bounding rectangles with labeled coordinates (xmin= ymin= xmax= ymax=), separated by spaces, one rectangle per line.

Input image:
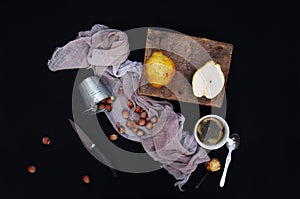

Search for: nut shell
xmin=109 ymin=134 xmax=118 ymax=141
xmin=106 ymin=98 xmax=112 ymax=104
xmin=135 ymin=106 xmax=142 ymax=113
xmin=105 ymin=104 xmax=111 ymax=112
xmin=126 ymin=121 xmax=132 ymax=128
xmin=131 ymin=121 xmax=138 ymax=128
xmin=42 ymin=136 xmax=51 ymax=145
xmin=139 ymin=118 xmax=146 ymax=126
xmin=98 ymin=103 xmax=105 ymax=110
xmin=122 ymin=110 xmax=129 ymax=119
xmin=118 ymin=87 xmax=124 ymax=95
xmin=140 ymin=111 xmax=147 ymax=119
xmin=128 ymin=100 xmax=134 ymax=108
xmin=137 ymin=129 xmax=144 ymax=137
xmin=82 ymin=175 xmax=90 ymax=183
xmin=27 ymin=165 xmax=36 ymax=174
xmin=145 ymin=121 xmax=152 ymax=129
xmin=151 ymin=116 xmax=158 ymax=124
xmin=118 ymin=126 xmax=125 ymax=134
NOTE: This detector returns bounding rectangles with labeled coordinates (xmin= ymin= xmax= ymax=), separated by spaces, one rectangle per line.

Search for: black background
xmin=1 ymin=1 xmax=298 ymax=198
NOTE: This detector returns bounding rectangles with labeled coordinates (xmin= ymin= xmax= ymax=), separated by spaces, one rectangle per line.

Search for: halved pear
xmin=192 ymin=60 xmax=225 ymax=99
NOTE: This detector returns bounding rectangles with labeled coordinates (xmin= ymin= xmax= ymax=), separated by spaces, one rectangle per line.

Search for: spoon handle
xmin=219 ymin=150 xmax=232 ymax=187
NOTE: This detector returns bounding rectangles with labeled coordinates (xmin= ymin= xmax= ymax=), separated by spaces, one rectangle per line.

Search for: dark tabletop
xmin=1 ymin=1 xmax=297 ymax=198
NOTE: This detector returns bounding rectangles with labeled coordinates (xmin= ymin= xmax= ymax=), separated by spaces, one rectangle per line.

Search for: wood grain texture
xmin=139 ymin=28 xmax=233 ymax=108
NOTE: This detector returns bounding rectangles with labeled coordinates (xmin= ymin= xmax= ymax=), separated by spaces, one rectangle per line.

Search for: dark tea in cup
xmin=196 ymin=117 xmax=224 ymax=145
xmin=194 ymin=115 xmax=229 ymax=150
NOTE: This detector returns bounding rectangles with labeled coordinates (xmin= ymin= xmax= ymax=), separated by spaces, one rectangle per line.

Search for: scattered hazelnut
xmin=27 ymin=165 xmax=36 ymax=174
xmin=122 ymin=110 xmax=129 ymax=119
xmin=126 ymin=121 xmax=132 ymax=128
xmin=42 ymin=136 xmax=51 ymax=145
xmin=118 ymin=87 xmax=124 ymax=95
xmin=115 ymin=122 xmax=121 ymax=128
xmin=83 ymin=175 xmax=90 ymax=184
xmin=139 ymin=118 xmax=146 ymax=126
xmin=105 ymin=104 xmax=111 ymax=112
xmin=140 ymin=111 xmax=147 ymax=119
xmin=151 ymin=116 xmax=158 ymax=124
xmin=135 ymin=105 xmax=142 ymax=113
xmin=106 ymin=98 xmax=112 ymax=104
xmin=131 ymin=121 xmax=138 ymax=128
xmin=145 ymin=121 xmax=152 ymax=129
xmin=118 ymin=126 xmax=125 ymax=134
xmin=98 ymin=103 xmax=105 ymax=110
xmin=109 ymin=134 xmax=118 ymax=141
xmin=132 ymin=126 xmax=138 ymax=132
xmin=128 ymin=100 xmax=134 ymax=109
xmin=137 ymin=129 xmax=144 ymax=137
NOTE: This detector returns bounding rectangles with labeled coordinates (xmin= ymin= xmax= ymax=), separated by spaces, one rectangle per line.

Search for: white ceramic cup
xmin=194 ymin=114 xmax=229 ymax=150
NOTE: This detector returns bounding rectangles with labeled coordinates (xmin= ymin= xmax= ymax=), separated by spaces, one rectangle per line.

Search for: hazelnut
xmin=118 ymin=87 xmax=124 ymax=95
xmin=42 ymin=136 xmax=51 ymax=145
xmin=135 ymin=105 xmax=142 ymax=113
xmin=131 ymin=121 xmax=138 ymax=128
xmin=128 ymin=100 xmax=134 ymax=109
xmin=139 ymin=118 xmax=146 ymax=126
xmin=118 ymin=126 xmax=125 ymax=134
xmin=132 ymin=126 xmax=138 ymax=132
xmin=145 ymin=121 xmax=152 ymax=129
xmin=105 ymin=104 xmax=111 ymax=112
xmin=115 ymin=122 xmax=121 ymax=128
xmin=140 ymin=111 xmax=147 ymax=119
xmin=106 ymin=98 xmax=112 ymax=104
xmin=137 ymin=129 xmax=144 ymax=137
xmin=126 ymin=121 xmax=132 ymax=128
xmin=27 ymin=165 xmax=36 ymax=174
xmin=98 ymin=103 xmax=105 ymax=110
xmin=151 ymin=116 xmax=158 ymax=124
xmin=82 ymin=175 xmax=90 ymax=184
xmin=109 ymin=134 xmax=118 ymax=141
xmin=122 ymin=110 xmax=129 ymax=119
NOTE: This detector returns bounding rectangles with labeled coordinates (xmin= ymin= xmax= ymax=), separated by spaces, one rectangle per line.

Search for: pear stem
xmin=195 ymin=172 xmax=209 ymax=189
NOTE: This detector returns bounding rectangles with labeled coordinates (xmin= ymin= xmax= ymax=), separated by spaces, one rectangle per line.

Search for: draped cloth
xmin=47 ymin=24 xmax=209 ymax=191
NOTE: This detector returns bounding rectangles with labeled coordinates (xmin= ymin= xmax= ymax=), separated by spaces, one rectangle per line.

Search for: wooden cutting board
xmin=139 ymin=28 xmax=233 ymax=108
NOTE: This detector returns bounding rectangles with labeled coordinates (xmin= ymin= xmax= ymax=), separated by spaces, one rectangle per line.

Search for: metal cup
xmin=78 ymin=76 xmax=111 ymax=115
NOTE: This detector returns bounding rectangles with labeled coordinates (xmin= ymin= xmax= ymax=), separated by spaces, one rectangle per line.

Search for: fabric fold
xmin=47 ymin=24 xmax=129 ymax=71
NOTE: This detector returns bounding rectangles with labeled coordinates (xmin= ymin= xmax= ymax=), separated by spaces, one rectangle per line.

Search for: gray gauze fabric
xmin=48 ymin=24 xmax=129 ymax=71
xmin=47 ymin=24 xmax=209 ymax=191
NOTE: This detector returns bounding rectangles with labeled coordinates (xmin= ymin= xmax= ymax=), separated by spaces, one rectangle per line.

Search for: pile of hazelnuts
xmin=116 ymin=99 xmax=158 ymax=137
xmin=97 ymin=97 xmax=113 ymax=112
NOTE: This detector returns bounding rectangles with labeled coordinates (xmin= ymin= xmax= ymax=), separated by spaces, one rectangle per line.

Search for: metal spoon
xmin=219 ymin=133 xmax=240 ymax=187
